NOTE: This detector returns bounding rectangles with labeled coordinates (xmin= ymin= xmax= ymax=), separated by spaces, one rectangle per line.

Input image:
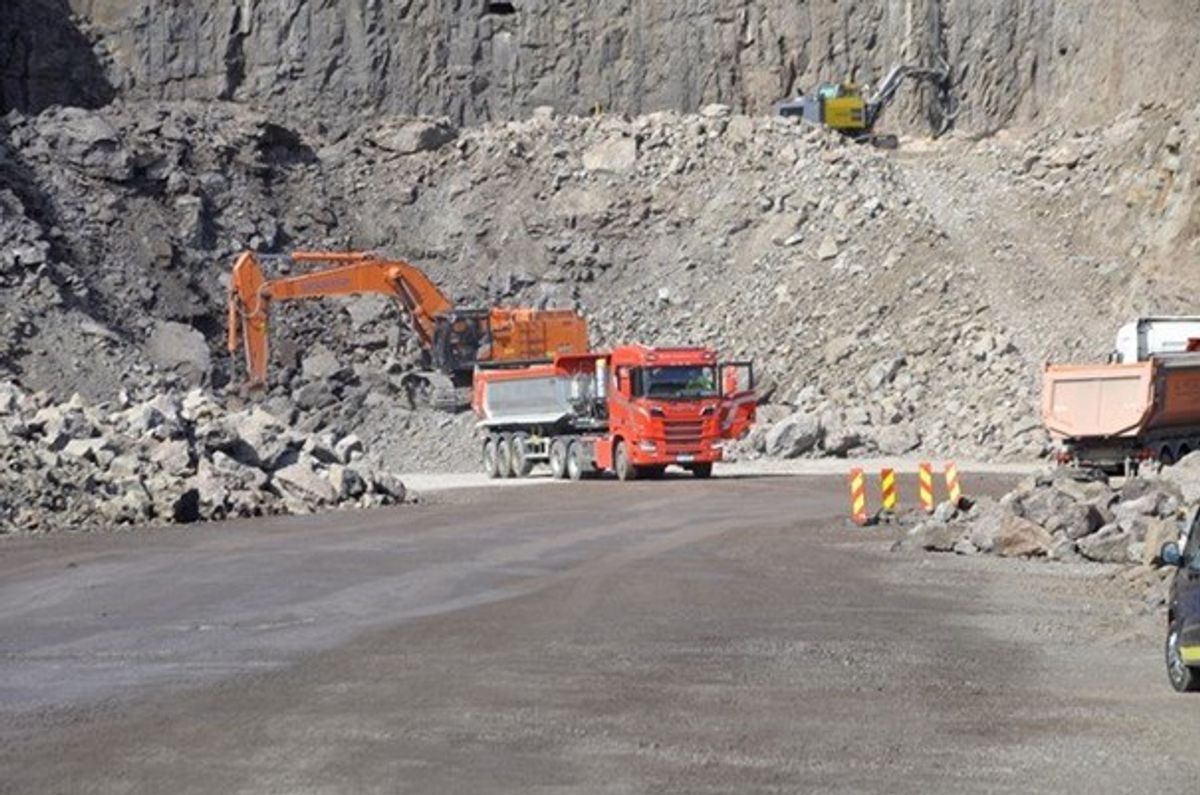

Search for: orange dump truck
xmin=1042 ymin=353 xmax=1200 ymax=473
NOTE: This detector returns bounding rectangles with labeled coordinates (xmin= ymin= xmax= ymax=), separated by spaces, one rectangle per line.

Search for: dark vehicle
xmin=1160 ymin=506 xmax=1200 ymax=691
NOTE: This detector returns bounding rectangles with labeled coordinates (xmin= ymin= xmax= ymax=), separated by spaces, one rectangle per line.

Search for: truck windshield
xmin=637 ymin=366 xmax=718 ymax=399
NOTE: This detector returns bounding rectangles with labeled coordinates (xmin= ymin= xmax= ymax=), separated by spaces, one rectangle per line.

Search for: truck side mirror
xmin=1161 ymin=541 xmax=1183 ymax=567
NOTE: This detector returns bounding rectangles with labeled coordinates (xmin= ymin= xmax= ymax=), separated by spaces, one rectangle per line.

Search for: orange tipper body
xmin=1042 ymin=353 xmax=1200 ymax=470
xmin=472 ymin=344 xmax=756 ymax=480
xmin=226 ymin=250 xmax=588 ymax=387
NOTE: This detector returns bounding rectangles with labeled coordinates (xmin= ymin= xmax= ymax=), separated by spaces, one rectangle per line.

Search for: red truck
xmin=472 ymin=344 xmax=756 ymax=480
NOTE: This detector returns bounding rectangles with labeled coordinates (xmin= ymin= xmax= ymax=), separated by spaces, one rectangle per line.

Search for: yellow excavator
xmin=227 ymin=250 xmax=589 ymax=408
xmin=776 ymin=60 xmax=957 ymax=147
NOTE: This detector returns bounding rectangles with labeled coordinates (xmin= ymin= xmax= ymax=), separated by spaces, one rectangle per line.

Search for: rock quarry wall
xmin=3 ymin=1 xmax=1198 ymax=132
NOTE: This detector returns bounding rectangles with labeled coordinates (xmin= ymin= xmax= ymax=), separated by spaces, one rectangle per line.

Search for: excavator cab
xmin=431 ymin=310 xmax=490 ymax=376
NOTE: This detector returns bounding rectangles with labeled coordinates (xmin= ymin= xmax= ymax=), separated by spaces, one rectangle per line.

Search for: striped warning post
xmin=880 ymin=468 xmax=897 ymax=513
xmin=918 ymin=462 xmax=935 ymax=513
xmin=848 ymin=468 xmax=868 ymax=526
xmin=944 ymin=462 xmax=962 ymax=505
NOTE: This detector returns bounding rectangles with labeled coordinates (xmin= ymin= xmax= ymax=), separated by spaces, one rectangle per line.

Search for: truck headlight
xmin=639 ymin=440 xmax=657 ymax=453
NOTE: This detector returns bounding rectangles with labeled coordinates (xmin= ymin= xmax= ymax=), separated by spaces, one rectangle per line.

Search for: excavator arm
xmin=227 ymin=250 xmax=454 ymax=387
xmin=865 ymin=58 xmax=957 ymax=135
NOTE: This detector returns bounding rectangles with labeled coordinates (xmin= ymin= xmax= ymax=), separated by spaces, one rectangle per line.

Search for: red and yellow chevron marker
xmin=944 ymin=462 xmax=962 ymax=505
xmin=848 ymin=468 xmax=868 ymax=526
xmin=918 ymin=462 xmax=935 ymax=513
xmin=880 ymin=468 xmax=897 ymax=513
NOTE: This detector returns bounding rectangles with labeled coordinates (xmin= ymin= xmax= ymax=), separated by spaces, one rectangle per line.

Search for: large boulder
xmin=367 ymin=118 xmax=457 ymax=155
xmin=903 ymin=521 xmax=963 ymax=552
xmin=970 ymin=510 xmax=1053 ymax=557
xmin=582 ymin=136 xmax=638 ymax=173
xmin=273 ymin=457 xmax=336 ymax=505
xmin=1161 ymin=452 xmax=1200 ymax=503
xmin=764 ymin=412 xmax=823 ymax=458
xmin=1078 ymin=524 xmax=1134 ymax=563
xmin=145 ymin=321 xmax=211 ymax=385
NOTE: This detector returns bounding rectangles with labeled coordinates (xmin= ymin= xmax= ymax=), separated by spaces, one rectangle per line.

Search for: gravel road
xmin=1 ymin=472 xmax=1196 ymax=793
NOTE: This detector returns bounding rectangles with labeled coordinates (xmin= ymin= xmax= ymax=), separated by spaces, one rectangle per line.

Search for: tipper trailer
xmin=1042 ymin=353 xmax=1200 ymax=473
xmin=473 ymin=345 xmax=756 ymax=481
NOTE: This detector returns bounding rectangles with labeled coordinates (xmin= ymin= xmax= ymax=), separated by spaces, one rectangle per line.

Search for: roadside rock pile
xmin=0 ymin=380 xmax=406 ymax=534
xmin=902 ymin=469 xmax=1190 ymax=566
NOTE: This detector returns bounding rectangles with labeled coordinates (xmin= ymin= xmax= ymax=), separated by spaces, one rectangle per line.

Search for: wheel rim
xmin=1169 ymin=627 xmax=1188 ymax=687
xmin=484 ymin=440 xmax=497 ymax=476
xmin=567 ymin=445 xmax=581 ymax=479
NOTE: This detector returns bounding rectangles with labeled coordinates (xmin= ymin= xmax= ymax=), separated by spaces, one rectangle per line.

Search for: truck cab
xmin=592 ymin=345 xmax=755 ymax=480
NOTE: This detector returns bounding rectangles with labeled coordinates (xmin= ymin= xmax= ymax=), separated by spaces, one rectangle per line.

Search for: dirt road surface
xmin=1 ymin=472 xmax=1197 ymax=793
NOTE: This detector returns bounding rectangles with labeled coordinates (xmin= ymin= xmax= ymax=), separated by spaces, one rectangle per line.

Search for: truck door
xmin=718 ymin=361 xmax=756 ymax=440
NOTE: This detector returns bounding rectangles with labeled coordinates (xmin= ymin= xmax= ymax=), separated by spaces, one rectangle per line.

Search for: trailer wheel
xmin=497 ymin=435 xmax=516 ymax=478
xmin=1161 ymin=446 xmax=1177 ymax=468
xmin=566 ymin=441 xmax=585 ymax=481
xmin=511 ymin=432 xmax=535 ymax=478
xmin=483 ymin=436 xmax=501 ymax=479
xmin=690 ymin=462 xmax=713 ymax=479
xmin=549 ymin=439 xmax=569 ymax=480
xmin=615 ymin=441 xmax=638 ymax=482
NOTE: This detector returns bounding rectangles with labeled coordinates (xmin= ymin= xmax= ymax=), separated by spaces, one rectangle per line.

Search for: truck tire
xmin=483 ymin=437 xmax=501 ymax=479
xmin=566 ymin=441 xmax=585 ymax=481
xmin=1167 ymin=621 xmax=1200 ymax=692
xmin=497 ymin=435 xmax=516 ymax=479
xmin=690 ymin=462 xmax=713 ymax=479
xmin=615 ymin=441 xmax=638 ymax=482
xmin=549 ymin=439 xmax=569 ymax=480
xmin=511 ymin=432 xmax=535 ymax=478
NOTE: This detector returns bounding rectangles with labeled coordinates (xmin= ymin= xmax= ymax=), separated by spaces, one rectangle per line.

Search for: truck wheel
xmin=615 ymin=441 xmax=638 ymax=482
xmin=511 ymin=432 xmax=535 ymax=478
xmin=549 ymin=439 xmax=569 ymax=480
xmin=1167 ymin=621 xmax=1200 ymax=692
xmin=690 ymin=462 xmax=713 ymax=479
xmin=483 ymin=437 xmax=501 ymax=479
xmin=566 ymin=441 xmax=585 ymax=481
xmin=497 ymin=435 xmax=516 ymax=478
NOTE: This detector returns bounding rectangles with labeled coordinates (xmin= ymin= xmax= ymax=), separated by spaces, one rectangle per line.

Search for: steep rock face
xmin=0 ymin=0 xmax=115 ymax=113
xmin=36 ymin=1 xmax=1197 ymax=133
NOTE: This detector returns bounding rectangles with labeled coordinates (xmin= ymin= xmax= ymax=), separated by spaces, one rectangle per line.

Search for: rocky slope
xmin=2 ymin=3 xmax=1200 ymax=532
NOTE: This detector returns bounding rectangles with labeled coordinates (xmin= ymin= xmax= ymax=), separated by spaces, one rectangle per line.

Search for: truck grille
xmin=663 ymin=419 xmax=704 ymax=453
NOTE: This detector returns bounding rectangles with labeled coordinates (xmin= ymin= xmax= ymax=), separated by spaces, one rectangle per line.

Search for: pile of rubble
xmin=0 ymin=380 xmax=406 ymax=534
xmin=3 ymin=92 xmax=1199 ymax=482
xmin=902 ymin=462 xmax=1200 ymax=566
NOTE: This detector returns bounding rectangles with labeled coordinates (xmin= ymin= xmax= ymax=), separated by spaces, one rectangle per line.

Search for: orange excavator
xmin=227 ymin=250 xmax=589 ymax=406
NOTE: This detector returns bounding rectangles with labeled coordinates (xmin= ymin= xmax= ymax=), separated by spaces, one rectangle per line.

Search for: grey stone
xmin=301 ymin=345 xmax=345 ymax=381
xmin=904 ymin=521 xmax=961 ymax=552
xmin=864 ymin=355 xmax=905 ymax=391
xmin=273 ymin=458 xmax=337 ymax=504
xmin=765 ymin=412 xmax=823 ymax=458
xmin=145 ymin=321 xmax=211 ymax=384
xmin=1077 ymin=524 xmax=1133 ymax=563
xmin=874 ymin=424 xmax=921 ymax=455
xmin=582 ymin=137 xmax=638 ymax=173
xmin=368 ymin=118 xmax=457 ymax=155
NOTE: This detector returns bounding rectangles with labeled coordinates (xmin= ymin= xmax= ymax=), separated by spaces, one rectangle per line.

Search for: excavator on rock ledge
xmin=776 ymin=59 xmax=957 ymax=147
xmin=226 ymin=250 xmax=589 ymax=409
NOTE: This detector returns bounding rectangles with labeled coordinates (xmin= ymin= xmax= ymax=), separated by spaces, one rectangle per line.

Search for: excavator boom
xmin=227 ymin=250 xmax=588 ymax=390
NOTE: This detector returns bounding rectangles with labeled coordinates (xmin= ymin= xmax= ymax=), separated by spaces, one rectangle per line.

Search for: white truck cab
xmin=1112 ymin=317 xmax=1200 ymax=363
